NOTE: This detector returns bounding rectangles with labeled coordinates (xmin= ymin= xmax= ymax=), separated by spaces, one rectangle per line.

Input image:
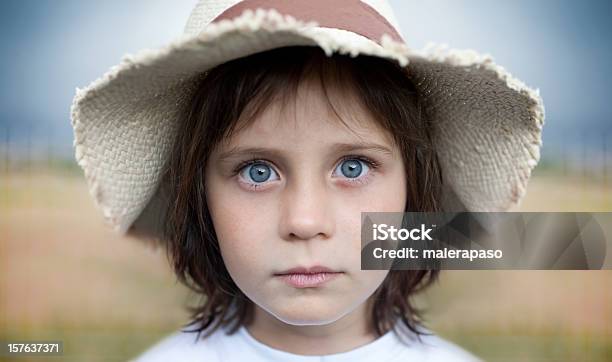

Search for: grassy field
xmin=1 ymin=167 xmax=611 ymax=361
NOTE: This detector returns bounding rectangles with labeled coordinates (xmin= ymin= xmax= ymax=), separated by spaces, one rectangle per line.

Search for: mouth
xmin=273 ymin=265 xmax=344 ymax=288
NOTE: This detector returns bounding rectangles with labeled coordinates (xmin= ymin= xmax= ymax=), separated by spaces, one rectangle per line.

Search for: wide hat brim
xmin=71 ymin=8 xmax=544 ymax=240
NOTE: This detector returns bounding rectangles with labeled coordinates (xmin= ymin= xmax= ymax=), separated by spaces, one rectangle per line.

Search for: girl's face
xmin=205 ymin=77 xmax=407 ymax=326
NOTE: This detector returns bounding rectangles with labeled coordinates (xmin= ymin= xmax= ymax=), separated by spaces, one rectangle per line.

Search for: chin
xmin=267 ymin=299 xmax=348 ymax=326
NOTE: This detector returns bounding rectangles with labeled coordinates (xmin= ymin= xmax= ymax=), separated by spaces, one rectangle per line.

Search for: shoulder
xmin=417 ymin=333 xmax=481 ymax=361
xmin=394 ymin=327 xmax=482 ymax=362
xmin=129 ymin=326 xmax=227 ymax=362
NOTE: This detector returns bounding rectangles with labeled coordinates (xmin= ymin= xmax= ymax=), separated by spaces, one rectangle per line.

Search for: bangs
xmin=201 ymin=46 xmax=408 ymax=146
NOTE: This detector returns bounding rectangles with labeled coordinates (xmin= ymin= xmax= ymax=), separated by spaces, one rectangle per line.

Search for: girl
xmin=70 ymin=0 xmax=544 ymax=361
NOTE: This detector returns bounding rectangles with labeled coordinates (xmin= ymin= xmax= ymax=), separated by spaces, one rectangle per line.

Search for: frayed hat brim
xmin=71 ymin=8 xmax=544 ymax=239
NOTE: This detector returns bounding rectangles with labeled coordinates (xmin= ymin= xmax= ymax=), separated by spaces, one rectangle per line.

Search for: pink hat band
xmin=212 ymin=0 xmax=405 ymax=44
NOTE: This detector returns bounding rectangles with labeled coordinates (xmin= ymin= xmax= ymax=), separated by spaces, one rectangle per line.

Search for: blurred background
xmin=0 ymin=0 xmax=610 ymax=361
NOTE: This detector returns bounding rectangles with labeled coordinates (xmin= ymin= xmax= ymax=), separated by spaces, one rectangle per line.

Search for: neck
xmin=245 ymin=301 xmax=378 ymax=355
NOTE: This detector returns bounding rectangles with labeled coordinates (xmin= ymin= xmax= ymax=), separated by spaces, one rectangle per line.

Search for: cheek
xmin=372 ymin=162 xmax=408 ymax=211
xmin=338 ymin=164 xmax=407 ymax=247
xmin=205 ymin=178 xmax=276 ymax=288
xmin=356 ymin=269 xmax=390 ymax=297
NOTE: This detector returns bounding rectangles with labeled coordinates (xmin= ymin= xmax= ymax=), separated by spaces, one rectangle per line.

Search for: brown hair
xmin=162 ymin=46 xmax=443 ymax=341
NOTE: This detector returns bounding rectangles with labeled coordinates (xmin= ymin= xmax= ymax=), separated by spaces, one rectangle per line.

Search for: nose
xmin=278 ymin=177 xmax=335 ymax=241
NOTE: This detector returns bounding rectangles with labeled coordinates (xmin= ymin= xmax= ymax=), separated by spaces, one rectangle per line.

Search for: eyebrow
xmin=216 ymin=141 xmax=394 ymax=163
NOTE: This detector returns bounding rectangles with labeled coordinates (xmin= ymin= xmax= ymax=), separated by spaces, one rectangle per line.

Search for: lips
xmin=275 ymin=265 xmax=340 ymax=275
xmin=274 ymin=265 xmax=344 ymax=288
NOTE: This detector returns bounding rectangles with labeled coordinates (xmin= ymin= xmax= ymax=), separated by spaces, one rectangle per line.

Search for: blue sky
xmin=0 ymin=0 xmax=610 ymax=160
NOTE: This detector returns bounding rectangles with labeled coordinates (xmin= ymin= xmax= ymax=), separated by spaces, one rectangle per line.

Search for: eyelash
xmin=231 ymin=155 xmax=381 ymax=190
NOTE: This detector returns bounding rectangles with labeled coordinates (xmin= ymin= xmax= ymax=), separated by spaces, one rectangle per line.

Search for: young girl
xmin=71 ymin=0 xmax=544 ymax=361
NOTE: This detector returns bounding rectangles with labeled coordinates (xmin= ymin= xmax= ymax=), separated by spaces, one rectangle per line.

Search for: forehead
xmin=219 ymin=76 xmax=394 ymax=150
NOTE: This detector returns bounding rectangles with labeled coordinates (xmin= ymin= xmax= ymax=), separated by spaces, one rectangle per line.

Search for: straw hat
xmin=70 ymin=0 xmax=545 ymax=238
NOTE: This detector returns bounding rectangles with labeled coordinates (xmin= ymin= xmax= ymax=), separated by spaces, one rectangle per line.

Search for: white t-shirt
xmin=132 ymin=322 xmax=481 ymax=362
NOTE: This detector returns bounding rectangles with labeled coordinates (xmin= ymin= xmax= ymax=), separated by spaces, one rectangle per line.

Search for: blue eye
xmin=334 ymin=159 xmax=370 ymax=179
xmin=239 ymin=162 xmax=279 ymax=184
